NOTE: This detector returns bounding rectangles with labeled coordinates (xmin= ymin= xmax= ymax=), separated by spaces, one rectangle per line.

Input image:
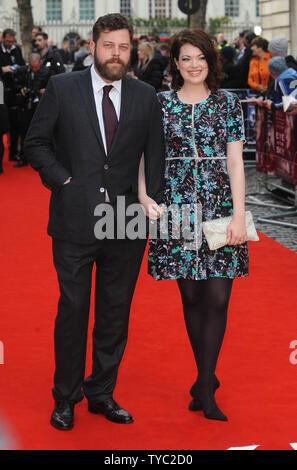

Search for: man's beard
xmin=94 ymin=50 xmax=130 ymax=82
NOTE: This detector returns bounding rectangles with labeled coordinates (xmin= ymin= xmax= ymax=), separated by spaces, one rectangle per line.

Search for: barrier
xmin=246 ymin=106 xmax=297 ymax=228
xmin=224 ymin=88 xmax=258 ymax=156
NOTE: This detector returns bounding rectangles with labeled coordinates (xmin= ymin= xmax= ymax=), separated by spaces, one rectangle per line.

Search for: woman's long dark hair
xmin=169 ymin=29 xmax=223 ymax=92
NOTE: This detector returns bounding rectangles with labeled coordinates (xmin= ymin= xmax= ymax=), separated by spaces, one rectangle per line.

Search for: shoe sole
xmin=88 ymin=407 xmax=134 ymax=424
xmin=50 ymin=418 xmax=74 ymax=431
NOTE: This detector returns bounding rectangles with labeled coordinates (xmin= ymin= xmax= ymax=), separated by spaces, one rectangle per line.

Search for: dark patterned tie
xmin=102 ymin=85 xmax=118 ymax=154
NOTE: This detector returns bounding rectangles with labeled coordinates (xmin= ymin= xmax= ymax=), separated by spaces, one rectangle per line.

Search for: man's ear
xmin=89 ymin=40 xmax=95 ymax=57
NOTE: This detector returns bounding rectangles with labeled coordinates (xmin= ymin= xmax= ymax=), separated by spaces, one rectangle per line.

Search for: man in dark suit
xmin=24 ymin=14 xmax=165 ymax=431
xmin=0 ymin=29 xmax=25 ymax=161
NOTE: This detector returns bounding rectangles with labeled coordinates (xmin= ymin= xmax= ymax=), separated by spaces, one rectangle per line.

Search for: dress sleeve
xmin=227 ymin=92 xmax=246 ymax=143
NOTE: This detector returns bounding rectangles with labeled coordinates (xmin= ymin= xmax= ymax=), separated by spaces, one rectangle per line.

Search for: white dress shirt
xmin=90 ymin=65 xmax=122 ymax=201
xmin=90 ymin=64 xmax=122 ymax=155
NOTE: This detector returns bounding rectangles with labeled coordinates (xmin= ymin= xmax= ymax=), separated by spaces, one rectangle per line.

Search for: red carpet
xmin=0 ymin=139 xmax=297 ymax=450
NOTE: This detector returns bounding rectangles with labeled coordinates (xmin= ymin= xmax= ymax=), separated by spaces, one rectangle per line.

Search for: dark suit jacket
xmin=24 ymin=67 xmax=165 ymax=244
xmin=0 ymin=44 xmax=26 ymax=106
xmin=134 ymin=58 xmax=164 ymax=91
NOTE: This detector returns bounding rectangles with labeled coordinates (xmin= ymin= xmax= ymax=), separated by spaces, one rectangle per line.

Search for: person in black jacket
xmin=31 ymin=26 xmax=42 ymax=52
xmin=0 ymin=80 xmax=10 ymax=173
xmin=0 ymin=29 xmax=26 ymax=161
xmin=234 ymin=31 xmax=256 ymax=89
xmin=13 ymin=53 xmax=52 ymax=167
xmin=133 ymin=42 xmax=164 ymax=91
xmin=35 ymin=32 xmax=65 ymax=76
xmin=58 ymin=39 xmax=72 ymax=66
xmin=220 ymin=45 xmax=240 ymax=89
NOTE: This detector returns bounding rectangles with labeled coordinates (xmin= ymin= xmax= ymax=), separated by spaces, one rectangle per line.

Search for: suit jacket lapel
xmin=76 ymin=67 xmax=106 ymax=155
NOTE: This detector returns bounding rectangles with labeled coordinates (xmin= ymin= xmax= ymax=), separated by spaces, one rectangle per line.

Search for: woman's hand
xmin=139 ymin=195 xmax=163 ymax=220
xmin=227 ymin=215 xmax=248 ymax=245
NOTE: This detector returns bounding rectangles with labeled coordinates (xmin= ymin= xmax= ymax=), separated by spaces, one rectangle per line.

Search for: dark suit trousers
xmin=51 ymin=236 xmax=147 ymax=404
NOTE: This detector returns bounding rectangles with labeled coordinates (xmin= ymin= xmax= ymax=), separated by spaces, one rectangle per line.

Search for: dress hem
xmin=148 ymin=273 xmax=249 ymax=281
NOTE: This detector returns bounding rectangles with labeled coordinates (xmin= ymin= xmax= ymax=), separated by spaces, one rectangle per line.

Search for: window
xmin=120 ymin=0 xmax=131 ymax=17
xmin=149 ymin=0 xmax=172 ymax=19
xmin=256 ymin=0 xmax=260 ymax=17
xmin=225 ymin=0 xmax=240 ymax=17
xmin=46 ymin=0 xmax=62 ymax=22
xmin=80 ymin=0 xmax=95 ymax=21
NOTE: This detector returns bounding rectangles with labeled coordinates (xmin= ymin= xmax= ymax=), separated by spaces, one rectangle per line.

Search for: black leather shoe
xmin=13 ymin=161 xmax=27 ymax=167
xmin=88 ymin=397 xmax=133 ymax=424
xmin=50 ymin=401 xmax=74 ymax=430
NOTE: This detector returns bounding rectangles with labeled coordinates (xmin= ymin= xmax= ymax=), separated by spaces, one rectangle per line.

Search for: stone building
xmin=259 ymin=0 xmax=297 ymax=57
xmin=0 ymin=0 xmax=261 ymax=47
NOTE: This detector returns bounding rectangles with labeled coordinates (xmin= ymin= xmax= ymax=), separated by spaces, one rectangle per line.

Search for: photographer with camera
xmin=0 ymin=29 xmax=25 ymax=162
xmin=13 ymin=53 xmax=51 ymax=167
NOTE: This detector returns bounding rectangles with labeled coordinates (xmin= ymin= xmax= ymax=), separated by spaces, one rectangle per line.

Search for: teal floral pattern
xmin=148 ymin=89 xmax=249 ymax=281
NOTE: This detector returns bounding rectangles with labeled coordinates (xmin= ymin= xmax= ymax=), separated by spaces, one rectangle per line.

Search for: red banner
xmin=256 ymin=107 xmax=297 ymax=184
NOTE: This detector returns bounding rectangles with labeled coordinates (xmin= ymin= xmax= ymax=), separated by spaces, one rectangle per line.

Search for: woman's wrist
xmin=232 ymin=210 xmax=246 ymax=220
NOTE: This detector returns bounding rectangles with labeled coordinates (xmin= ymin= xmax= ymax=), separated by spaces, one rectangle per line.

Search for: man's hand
xmin=21 ymin=87 xmax=27 ymax=97
xmin=63 ymin=177 xmax=72 ymax=185
xmin=262 ymin=99 xmax=272 ymax=110
xmin=2 ymin=65 xmax=12 ymax=74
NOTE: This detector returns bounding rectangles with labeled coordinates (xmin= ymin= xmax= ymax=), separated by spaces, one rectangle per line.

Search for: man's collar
xmin=91 ymin=64 xmax=122 ymax=93
xmin=1 ymin=42 xmax=16 ymax=53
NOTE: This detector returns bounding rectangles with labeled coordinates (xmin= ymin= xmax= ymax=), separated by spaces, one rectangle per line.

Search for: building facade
xmin=0 ymin=0 xmax=260 ymax=47
xmin=259 ymin=0 xmax=297 ymax=57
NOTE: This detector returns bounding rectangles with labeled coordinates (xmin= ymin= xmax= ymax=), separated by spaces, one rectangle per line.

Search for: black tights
xmin=177 ymin=277 xmax=233 ymax=398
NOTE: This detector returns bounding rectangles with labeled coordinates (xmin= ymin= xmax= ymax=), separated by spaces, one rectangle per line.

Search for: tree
xmin=16 ymin=0 xmax=34 ymax=60
xmin=190 ymin=0 xmax=208 ymax=30
xmin=207 ymin=16 xmax=231 ymax=37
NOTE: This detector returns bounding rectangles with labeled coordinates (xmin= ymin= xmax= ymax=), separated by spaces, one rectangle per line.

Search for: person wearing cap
xmin=263 ymin=37 xmax=297 ymax=99
xmin=268 ymin=37 xmax=297 ymax=71
xmin=263 ymin=57 xmax=297 ymax=110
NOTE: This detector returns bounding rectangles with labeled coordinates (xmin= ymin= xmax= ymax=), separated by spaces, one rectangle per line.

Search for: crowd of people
xmin=1 ymin=25 xmax=297 ymax=175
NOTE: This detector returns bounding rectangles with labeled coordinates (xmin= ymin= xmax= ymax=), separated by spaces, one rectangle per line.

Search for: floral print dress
xmin=148 ymin=89 xmax=249 ymax=281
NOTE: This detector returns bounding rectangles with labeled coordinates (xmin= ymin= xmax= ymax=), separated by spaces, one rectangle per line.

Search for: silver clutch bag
xmin=202 ymin=210 xmax=259 ymax=250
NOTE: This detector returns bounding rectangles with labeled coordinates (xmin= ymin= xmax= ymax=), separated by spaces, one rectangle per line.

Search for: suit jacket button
xmin=104 ymin=164 xmax=109 ymax=170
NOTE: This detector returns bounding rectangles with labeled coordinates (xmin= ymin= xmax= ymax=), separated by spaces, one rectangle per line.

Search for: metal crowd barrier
xmin=224 ymin=88 xmax=258 ymax=167
xmin=244 ymin=106 xmax=297 ymax=228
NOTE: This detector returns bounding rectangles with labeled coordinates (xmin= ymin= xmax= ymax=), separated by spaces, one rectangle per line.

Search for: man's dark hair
xmin=244 ymin=32 xmax=257 ymax=44
xmin=36 ymin=32 xmax=48 ymax=40
xmin=139 ymin=35 xmax=148 ymax=41
xmin=169 ymin=29 xmax=223 ymax=92
xmin=33 ymin=26 xmax=42 ymax=32
xmin=251 ymin=37 xmax=269 ymax=52
xmin=2 ymin=28 xmax=16 ymax=38
xmin=239 ymin=29 xmax=251 ymax=38
xmin=92 ymin=13 xmax=134 ymax=43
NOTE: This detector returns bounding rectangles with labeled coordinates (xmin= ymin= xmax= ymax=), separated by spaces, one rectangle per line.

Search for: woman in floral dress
xmin=138 ymin=29 xmax=249 ymax=422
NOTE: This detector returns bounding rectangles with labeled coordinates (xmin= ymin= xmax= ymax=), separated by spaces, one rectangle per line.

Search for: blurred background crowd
xmin=1 ymin=24 xmax=297 ymax=173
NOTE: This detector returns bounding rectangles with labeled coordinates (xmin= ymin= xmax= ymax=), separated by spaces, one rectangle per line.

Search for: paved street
xmin=244 ymin=162 xmax=297 ymax=253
